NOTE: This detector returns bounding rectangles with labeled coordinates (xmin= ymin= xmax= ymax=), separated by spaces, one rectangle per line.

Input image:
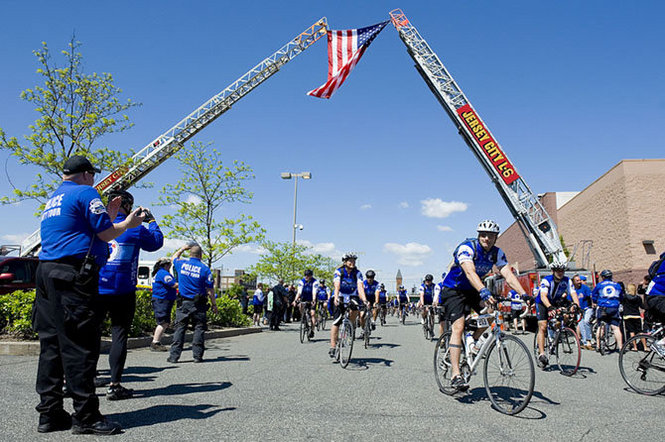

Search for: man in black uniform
xmin=33 ymin=155 xmax=144 ymax=434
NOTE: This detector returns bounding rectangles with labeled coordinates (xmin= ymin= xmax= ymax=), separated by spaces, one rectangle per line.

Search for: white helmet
xmin=341 ymin=252 xmax=357 ymax=262
xmin=477 ymin=219 xmax=500 ymax=234
xmin=549 ymin=260 xmax=568 ymax=271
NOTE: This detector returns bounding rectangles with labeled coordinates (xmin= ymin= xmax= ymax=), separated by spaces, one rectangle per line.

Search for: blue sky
xmin=1 ymin=1 xmax=664 ymax=290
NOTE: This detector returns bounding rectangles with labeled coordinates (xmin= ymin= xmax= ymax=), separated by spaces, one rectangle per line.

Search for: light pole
xmin=280 ymin=171 xmax=311 ymax=245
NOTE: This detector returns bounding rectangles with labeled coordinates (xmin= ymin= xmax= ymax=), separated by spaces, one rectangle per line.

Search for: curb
xmin=0 ymin=327 xmax=262 ymax=356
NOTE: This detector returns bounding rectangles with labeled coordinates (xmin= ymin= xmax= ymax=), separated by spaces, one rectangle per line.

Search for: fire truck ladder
xmin=20 ymin=18 xmax=328 ymax=257
xmin=389 ymin=9 xmax=566 ymax=268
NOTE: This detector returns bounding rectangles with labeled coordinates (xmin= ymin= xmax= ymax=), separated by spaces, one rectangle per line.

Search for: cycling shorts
xmin=441 ymin=287 xmax=482 ymax=323
xmin=332 ymin=297 xmax=360 ymax=326
xmin=536 ymin=299 xmax=570 ymax=321
xmin=378 ymin=299 xmax=387 ymax=306
xmin=646 ymin=295 xmax=665 ymax=323
xmin=596 ymin=307 xmax=621 ymax=327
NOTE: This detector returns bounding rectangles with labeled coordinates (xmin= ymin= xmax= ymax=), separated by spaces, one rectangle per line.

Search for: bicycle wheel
xmin=320 ymin=310 xmax=327 ymax=330
xmin=306 ymin=316 xmax=313 ymax=341
xmin=483 ymin=334 xmax=535 ymax=415
xmin=555 ymin=327 xmax=581 ymax=376
xmin=434 ymin=332 xmax=461 ymax=396
xmin=299 ymin=317 xmax=306 ymax=344
xmin=606 ymin=323 xmax=617 ymax=351
xmin=364 ymin=317 xmax=371 ymax=349
xmin=532 ymin=330 xmax=539 ymax=360
xmin=618 ymin=334 xmax=665 ymax=395
xmin=316 ymin=310 xmax=321 ymax=331
xmin=339 ymin=321 xmax=354 ymax=368
xmin=598 ymin=323 xmax=608 ymax=355
xmin=429 ymin=312 xmax=435 ymax=340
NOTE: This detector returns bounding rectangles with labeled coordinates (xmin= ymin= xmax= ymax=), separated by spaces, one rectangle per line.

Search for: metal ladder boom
xmin=20 ymin=18 xmax=328 ymax=257
xmin=389 ymin=9 xmax=566 ymax=267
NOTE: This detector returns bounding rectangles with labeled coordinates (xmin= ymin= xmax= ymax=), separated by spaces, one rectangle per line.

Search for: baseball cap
xmin=63 ymin=155 xmax=101 ymax=174
xmin=579 ymin=275 xmax=587 ymax=281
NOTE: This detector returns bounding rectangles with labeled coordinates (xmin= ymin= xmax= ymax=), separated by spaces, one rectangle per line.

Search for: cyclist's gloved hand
xmin=547 ymin=306 xmax=556 ymax=319
xmin=479 ymin=288 xmax=492 ymax=301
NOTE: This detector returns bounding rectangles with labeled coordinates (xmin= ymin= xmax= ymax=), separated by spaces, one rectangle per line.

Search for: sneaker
xmin=328 ymin=347 xmax=336 ymax=358
xmin=107 ymin=384 xmax=134 ymax=401
xmin=71 ymin=418 xmax=121 ymax=435
xmin=150 ymin=342 xmax=168 ymax=352
xmin=450 ymin=375 xmax=469 ymax=391
xmin=651 ymin=342 xmax=665 ymax=358
xmin=421 ymin=318 xmax=425 ymax=325
xmin=166 ymin=356 xmax=178 ymax=363
xmin=308 ymin=331 xmax=315 ymax=339
xmin=538 ymin=354 xmax=549 ymax=369
xmin=371 ymin=322 xmax=376 ymax=330
xmin=38 ymin=410 xmax=72 ymax=433
xmin=193 ymin=357 xmax=204 ymax=363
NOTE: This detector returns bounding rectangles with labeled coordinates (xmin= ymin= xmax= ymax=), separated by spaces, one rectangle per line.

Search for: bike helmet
xmin=342 ymin=252 xmax=357 ymax=261
xmin=380 ymin=283 xmax=385 ymax=289
xmin=600 ymin=269 xmax=613 ymax=280
xmin=320 ymin=279 xmax=326 ymax=285
xmin=365 ymin=270 xmax=376 ymax=278
xmin=304 ymin=269 xmax=313 ymax=277
xmin=477 ymin=219 xmax=500 ymax=234
xmin=108 ymin=189 xmax=134 ymax=213
xmin=549 ymin=260 xmax=568 ymax=271
xmin=424 ymin=274 xmax=433 ymax=282
xmin=399 ymin=285 xmax=404 ymax=290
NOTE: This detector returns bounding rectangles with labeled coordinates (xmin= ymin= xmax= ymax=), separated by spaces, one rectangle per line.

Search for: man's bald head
xmin=190 ymin=245 xmax=202 ymax=258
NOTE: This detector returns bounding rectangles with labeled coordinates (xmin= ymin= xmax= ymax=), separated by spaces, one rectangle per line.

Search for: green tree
xmin=247 ymin=240 xmax=336 ymax=284
xmin=0 ymin=37 xmax=140 ymax=208
xmin=156 ymin=141 xmax=265 ymax=268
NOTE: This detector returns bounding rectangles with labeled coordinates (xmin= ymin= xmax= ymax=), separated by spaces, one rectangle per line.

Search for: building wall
xmin=497 ymin=159 xmax=665 ymax=285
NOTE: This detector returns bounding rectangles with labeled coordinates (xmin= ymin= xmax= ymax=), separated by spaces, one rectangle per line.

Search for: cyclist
xmin=510 ymin=288 xmax=527 ymax=334
xmin=433 ymin=272 xmax=447 ymax=337
xmin=329 ymin=253 xmax=369 ymax=358
xmin=397 ymin=285 xmax=409 ymax=321
xmin=645 ymin=253 xmax=665 ymax=356
xmin=316 ymin=279 xmax=330 ymax=321
xmin=374 ymin=283 xmax=388 ymax=324
xmin=363 ymin=270 xmax=380 ymax=331
xmin=592 ymin=269 xmax=624 ymax=351
xmin=441 ymin=220 xmax=527 ymax=391
xmin=572 ymin=274 xmax=594 ymax=349
xmin=419 ymin=274 xmax=436 ymax=334
xmin=293 ymin=269 xmax=319 ymax=339
xmin=536 ymin=261 xmax=580 ymax=368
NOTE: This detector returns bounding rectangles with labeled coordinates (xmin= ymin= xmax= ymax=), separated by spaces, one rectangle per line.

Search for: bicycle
xmin=299 ymin=302 xmax=315 ymax=344
xmin=434 ymin=303 xmax=535 ymax=415
xmin=362 ymin=305 xmax=372 ymax=349
xmin=423 ymin=305 xmax=435 ymax=340
xmin=618 ymin=322 xmax=665 ymax=395
xmin=400 ymin=304 xmax=407 ymax=325
xmin=532 ymin=306 xmax=581 ymax=376
xmin=333 ymin=301 xmax=359 ymax=369
xmin=594 ymin=309 xmax=618 ymax=355
xmin=315 ymin=301 xmax=327 ymax=331
xmin=379 ymin=304 xmax=387 ymax=326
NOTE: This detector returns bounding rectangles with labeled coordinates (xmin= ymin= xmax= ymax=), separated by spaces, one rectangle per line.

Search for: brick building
xmin=496 ymin=159 xmax=665 ymax=284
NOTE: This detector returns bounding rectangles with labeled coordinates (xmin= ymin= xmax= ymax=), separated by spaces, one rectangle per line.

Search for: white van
xmin=137 ymin=260 xmax=156 ymax=289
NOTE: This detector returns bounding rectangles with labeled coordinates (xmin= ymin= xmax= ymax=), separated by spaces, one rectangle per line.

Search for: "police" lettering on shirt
xmin=41 ymin=194 xmax=64 ymax=220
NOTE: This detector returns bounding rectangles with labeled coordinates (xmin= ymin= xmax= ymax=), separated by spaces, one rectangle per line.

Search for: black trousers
xmin=97 ymin=292 xmax=136 ymax=384
xmin=169 ymin=298 xmax=208 ymax=361
xmin=270 ymin=304 xmax=282 ymax=329
xmin=33 ymin=261 xmax=102 ymax=424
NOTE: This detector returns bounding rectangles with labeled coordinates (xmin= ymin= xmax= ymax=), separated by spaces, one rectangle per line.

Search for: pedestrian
xmin=33 ymin=155 xmax=144 ymax=434
xmin=622 ymin=283 xmax=645 ymax=350
xmin=238 ymin=279 xmax=249 ymax=315
xmin=284 ymin=284 xmax=296 ymax=323
xmin=150 ymin=258 xmax=178 ymax=351
xmin=270 ymin=280 xmax=287 ymax=330
xmin=167 ymin=243 xmax=218 ymax=363
xmin=97 ymin=190 xmax=163 ymax=400
xmin=252 ymin=283 xmax=265 ymax=326
xmin=572 ymin=274 xmax=594 ymax=349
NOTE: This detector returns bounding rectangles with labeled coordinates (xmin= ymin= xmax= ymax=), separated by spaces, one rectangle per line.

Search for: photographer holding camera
xmin=97 ymin=190 xmax=163 ymax=401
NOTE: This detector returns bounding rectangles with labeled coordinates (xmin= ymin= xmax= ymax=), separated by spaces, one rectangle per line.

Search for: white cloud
xmin=383 ymin=242 xmax=433 ymax=267
xmin=1 ymin=233 xmax=30 ymax=244
xmin=399 ymin=201 xmax=409 ymax=209
xmin=420 ymin=198 xmax=468 ymax=218
xmin=436 ymin=225 xmax=453 ymax=232
xmin=360 ymin=204 xmax=372 ymax=210
xmin=233 ymin=244 xmax=267 ymax=255
xmin=186 ymin=194 xmax=202 ymax=205
xmin=298 ymin=240 xmax=339 ymax=257
xmin=162 ymin=238 xmax=187 ymax=251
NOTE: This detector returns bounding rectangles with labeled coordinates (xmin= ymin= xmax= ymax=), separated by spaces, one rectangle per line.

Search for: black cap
xmin=63 ymin=155 xmax=101 ymax=174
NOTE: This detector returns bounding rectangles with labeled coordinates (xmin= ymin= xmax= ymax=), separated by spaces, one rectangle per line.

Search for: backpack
xmin=453 ymin=238 xmax=498 ymax=264
xmin=648 ymin=252 xmax=665 ymax=279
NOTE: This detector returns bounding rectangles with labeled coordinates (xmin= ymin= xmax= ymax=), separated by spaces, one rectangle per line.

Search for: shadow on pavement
xmin=187 ymin=355 xmax=250 ymax=363
xmin=371 ymin=342 xmax=401 ymax=349
xmin=455 ymin=387 xmax=556 ymax=416
xmin=354 ymin=357 xmax=394 ymax=368
xmin=134 ymin=381 xmax=233 ymax=399
xmin=109 ymin=404 xmax=235 ymax=429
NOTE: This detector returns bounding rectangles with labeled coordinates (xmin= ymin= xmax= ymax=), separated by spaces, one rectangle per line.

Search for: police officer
xmin=168 ymin=243 xmax=218 ymax=363
xmin=97 ymin=189 xmax=163 ymax=400
xmin=34 ymin=155 xmax=144 ymax=434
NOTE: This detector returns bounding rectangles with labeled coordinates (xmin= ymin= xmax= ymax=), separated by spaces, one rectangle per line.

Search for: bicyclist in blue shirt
xmin=536 ymin=261 xmax=580 ymax=368
xmin=363 ymin=270 xmax=380 ymax=331
xmin=374 ymin=283 xmax=388 ymax=325
xmin=316 ymin=279 xmax=329 ymax=319
xmin=329 ymin=253 xmax=369 ymax=358
xmin=592 ymin=269 xmax=624 ymax=350
xmin=397 ymin=285 xmax=409 ymax=322
xmin=441 ymin=220 xmax=527 ymax=391
xmin=294 ymin=269 xmax=320 ymax=339
xmin=419 ymin=274 xmax=436 ymax=334
xmin=645 ymin=253 xmax=665 ymax=356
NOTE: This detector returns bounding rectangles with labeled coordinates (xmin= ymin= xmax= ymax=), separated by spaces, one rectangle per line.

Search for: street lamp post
xmin=280 ymin=171 xmax=311 ymax=245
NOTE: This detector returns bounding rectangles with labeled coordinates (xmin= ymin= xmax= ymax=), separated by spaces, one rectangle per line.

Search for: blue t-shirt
xmin=364 ymin=280 xmax=379 ymax=301
xmin=378 ymin=290 xmax=387 ymax=303
xmin=575 ymin=284 xmax=592 ymax=310
xmin=152 ymin=267 xmax=177 ymax=300
xmin=316 ymin=286 xmax=329 ymax=301
xmin=646 ymin=255 xmax=665 ymax=296
xmin=592 ymin=280 xmax=623 ymax=309
xmin=298 ymin=277 xmax=318 ymax=302
xmin=334 ymin=266 xmax=364 ymax=298
xmin=398 ymin=289 xmax=409 ymax=303
xmin=442 ymin=239 xmax=508 ymax=292
xmin=173 ymin=257 xmax=213 ymax=299
xmin=510 ymin=289 xmax=522 ymax=310
xmin=99 ymin=214 xmax=164 ymax=295
xmin=39 ymin=181 xmax=114 ymax=266
xmin=419 ymin=282 xmax=435 ymax=304
xmin=537 ymin=275 xmax=573 ymax=305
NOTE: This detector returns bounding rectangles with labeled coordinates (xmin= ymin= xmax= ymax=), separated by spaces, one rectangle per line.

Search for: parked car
xmin=0 ymin=256 xmax=39 ymax=295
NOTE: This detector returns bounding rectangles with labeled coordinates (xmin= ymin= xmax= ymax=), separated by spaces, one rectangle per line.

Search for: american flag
xmin=307 ymin=21 xmax=389 ymax=99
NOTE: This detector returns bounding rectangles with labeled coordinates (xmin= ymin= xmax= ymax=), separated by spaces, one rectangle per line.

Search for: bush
xmin=209 ymin=294 xmax=251 ymax=327
xmin=0 ymin=290 xmax=37 ymax=339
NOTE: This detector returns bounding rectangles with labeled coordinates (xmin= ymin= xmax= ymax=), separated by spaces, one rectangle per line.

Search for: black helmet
xmin=380 ymin=283 xmax=385 ymax=289
xmin=108 ymin=189 xmax=134 ymax=213
xmin=600 ymin=269 xmax=613 ymax=280
xmin=320 ymin=279 xmax=326 ymax=285
xmin=425 ymin=274 xmax=433 ymax=282
xmin=365 ymin=270 xmax=376 ymax=279
xmin=304 ymin=269 xmax=313 ymax=277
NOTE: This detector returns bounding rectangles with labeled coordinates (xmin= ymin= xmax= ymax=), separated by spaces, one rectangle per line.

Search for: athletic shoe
xmin=107 ymin=384 xmax=134 ymax=401
xmin=328 ymin=347 xmax=336 ymax=358
xmin=371 ymin=322 xmax=376 ymax=331
xmin=71 ymin=418 xmax=121 ymax=435
xmin=450 ymin=375 xmax=469 ymax=392
xmin=150 ymin=342 xmax=168 ymax=352
xmin=193 ymin=357 xmax=203 ymax=363
xmin=166 ymin=356 xmax=178 ymax=363
xmin=538 ymin=354 xmax=549 ymax=369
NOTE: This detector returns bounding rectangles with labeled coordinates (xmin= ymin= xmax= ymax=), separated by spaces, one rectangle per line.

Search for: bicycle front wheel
xmin=433 ymin=332 xmax=460 ymax=396
xmin=606 ymin=324 xmax=617 ymax=351
xmin=364 ymin=319 xmax=371 ymax=349
xmin=339 ymin=321 xmax=354 ymax=368
xmin=555 ymin=327 xmax=581 ymax=376
xmin=320 ymin=311 xmax=327 ymax=330
xmin=483 ymin=334 xmax=535 ymax=415
xmin=299 ymin=318 xmax=306 ymax=344
xmin=618 ymin=334 xmax=665 ymax=395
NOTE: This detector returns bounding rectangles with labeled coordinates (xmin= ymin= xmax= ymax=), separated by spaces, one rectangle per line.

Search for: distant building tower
xmin=396 ymin=269 xmax=403 ymax=291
